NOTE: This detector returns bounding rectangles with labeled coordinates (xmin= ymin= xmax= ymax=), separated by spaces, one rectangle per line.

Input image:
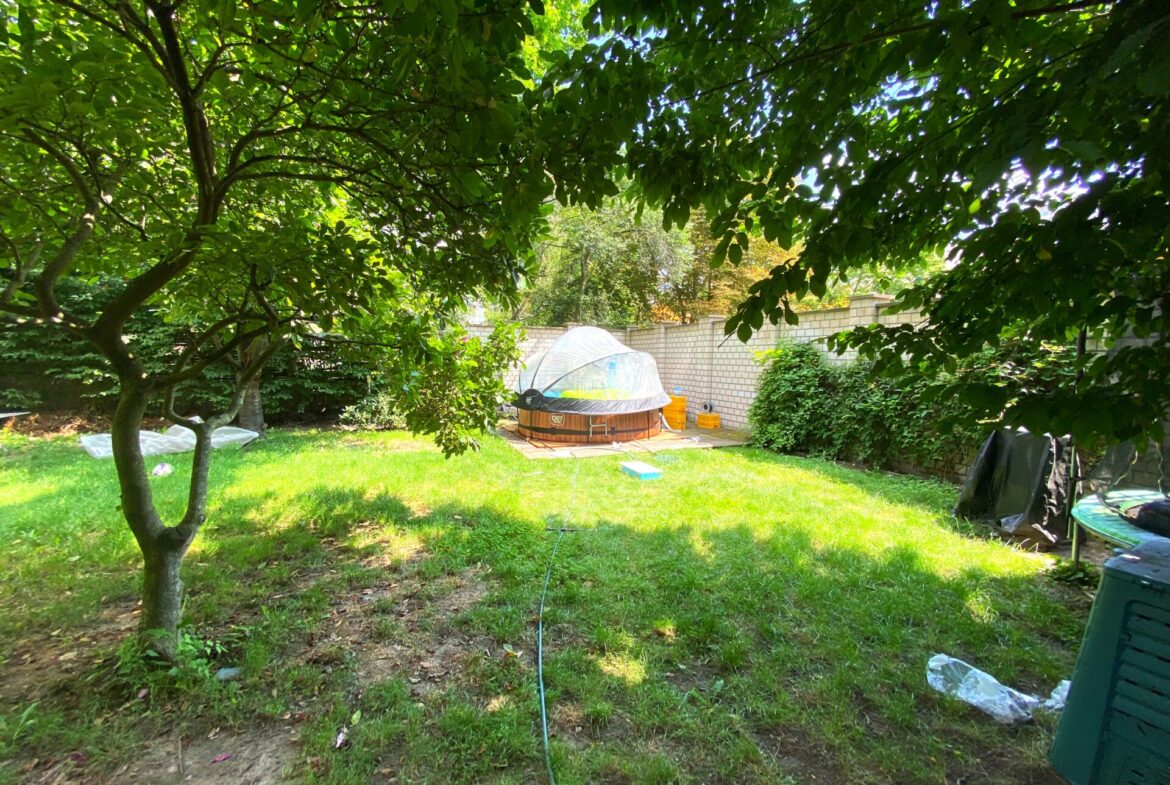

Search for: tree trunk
xmin=236 ymin=335 xmax=267 ymax=436
xmin=140 ymin=541 xmax=186 ymax=654
xmin=110 ymin=385 xmax=213 ymax=660
xmin=577 ymin=252 xmax=590 ymax=322
xmin=237 ymin=372 xmax=265 ymax=435
xmin=109 ymin=388 xmax=179 ymax=657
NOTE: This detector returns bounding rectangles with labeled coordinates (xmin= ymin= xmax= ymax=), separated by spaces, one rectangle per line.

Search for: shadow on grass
xmin=1 ymin=434 xmax=1085 ymax=785
xmin=214 ymin=484 xmax=1083 ymax=784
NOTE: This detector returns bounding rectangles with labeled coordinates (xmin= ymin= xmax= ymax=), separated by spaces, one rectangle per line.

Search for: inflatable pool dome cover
xmin=516 ymin=326 xmax=671 ymax=414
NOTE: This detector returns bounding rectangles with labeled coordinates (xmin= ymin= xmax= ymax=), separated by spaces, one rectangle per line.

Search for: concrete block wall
xmin=465 ymin=324 xmax=566 ymax=392
xmin=475 ymin=294 xmax=922 ymax=431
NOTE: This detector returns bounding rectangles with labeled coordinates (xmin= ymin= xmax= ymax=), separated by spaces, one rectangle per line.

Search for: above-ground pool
xmin=514 ymin=326 xmax=671 ymax=444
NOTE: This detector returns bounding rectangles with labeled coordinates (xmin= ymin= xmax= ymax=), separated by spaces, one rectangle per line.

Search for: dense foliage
xmin=339 ymin=391 xmax=409 ymax=431
xmin=0 ymin=277 xmax=372 ymax=419
xmin=522 ymin=201 xmax=915 ymax=327
xmin=525 ymin=201 xmax=690 ymax=327
xmin=552 ymin=0 xmax=1169 ymax=444
xmin=0 ymin=0 xmax=605 ymax=649
xmin=750 ymin=341 xmax=1079 ymax=476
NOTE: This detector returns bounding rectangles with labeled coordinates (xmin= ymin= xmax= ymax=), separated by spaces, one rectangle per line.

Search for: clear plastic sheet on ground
xmin=926 ymin=653 xmax=1070 ymax=724
xmin=80 ymin=417 xmax=259 ymax=459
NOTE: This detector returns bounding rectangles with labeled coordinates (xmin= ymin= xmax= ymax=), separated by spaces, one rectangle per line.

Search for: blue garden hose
xmin=537 ymin=526 xmax=568 ymax=785
xmin=536 ymin=452 xmax=584 ymax=785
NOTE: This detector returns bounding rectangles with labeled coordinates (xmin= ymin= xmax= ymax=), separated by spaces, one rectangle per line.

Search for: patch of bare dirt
xmin=662 ymin=660 xmax=721 ymax=696
xmin=1048 ymin=536 xmax=1114 ymax=569
xmin=6 ymin=412 xmax=169 ymax=438
xmin=13 ymin=727 xmax=299 ymax=785
xmin=304 ymin=566 xmax=507 ymax=700
xmin=126 ymin=727 xmax=299 ymax=785
xmin=752 ymin=725 xmax=846 ymax=784
xmin=0 ymin=602 xmax=139 ymax=707
xmin=550 ymin=701 xmax=590 ymax=748
xmin=943 ymin=754 xmax=1066 ymax=785
xmin=939 ymin=727 xmax=1066 ymax=785
xmin=547 ymin=701 xmax=632 ymax=749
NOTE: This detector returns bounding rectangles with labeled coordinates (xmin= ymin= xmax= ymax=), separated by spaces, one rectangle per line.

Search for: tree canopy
xmin=524 ymin=201 xmax=823 ymax=327
xmin=0 ymin=0 xmax=602 ymax=651
xmin=548 ymin=0 xmax=1169 ymax=443
xmin=524 ymin=201 xmax=689 ymax=327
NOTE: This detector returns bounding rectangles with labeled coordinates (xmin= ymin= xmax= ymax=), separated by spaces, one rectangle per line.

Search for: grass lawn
xmin=0 ymin=427 xmax=1089 ymax=784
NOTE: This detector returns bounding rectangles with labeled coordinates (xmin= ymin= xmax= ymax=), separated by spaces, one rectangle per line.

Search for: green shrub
xmin=0 ymin=276 xmax=371 ymax=422
xmin=339 ymin=391 xmax=408 ymax=430
xmin=749 ymin=342 xmax=981 ymax=475
xmin=750 ymin=339 xmax=1077 ymax=478
xmin=748 ymin=342 xmax=837 ymax=455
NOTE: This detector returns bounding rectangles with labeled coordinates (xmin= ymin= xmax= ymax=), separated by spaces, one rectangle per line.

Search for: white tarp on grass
xmin=80 ymin=417 xmax=259 ymax=459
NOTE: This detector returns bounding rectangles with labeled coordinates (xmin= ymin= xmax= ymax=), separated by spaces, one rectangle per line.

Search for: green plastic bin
xmin=1049 ymin=538 xmax=1170 ymax=784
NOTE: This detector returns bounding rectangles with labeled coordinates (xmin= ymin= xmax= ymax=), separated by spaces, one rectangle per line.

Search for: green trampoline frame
xmin=1070 ymin=489 xmax=1166 ymax=561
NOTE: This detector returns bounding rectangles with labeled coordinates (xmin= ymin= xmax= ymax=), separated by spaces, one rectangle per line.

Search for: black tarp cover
xmin=955 ymin=429 xmax=1073 ymax=550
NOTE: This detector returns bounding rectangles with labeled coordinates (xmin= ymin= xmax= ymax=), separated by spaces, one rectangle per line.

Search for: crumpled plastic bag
xmin=927 ymin=654 xmax=1070 ymax=724
xmin=1043 ymin=679 xmax=1071 ymax=711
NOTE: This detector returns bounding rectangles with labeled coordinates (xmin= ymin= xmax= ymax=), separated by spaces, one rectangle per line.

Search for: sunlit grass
xmin=0 ymin=427 xmax=1087 ymax=784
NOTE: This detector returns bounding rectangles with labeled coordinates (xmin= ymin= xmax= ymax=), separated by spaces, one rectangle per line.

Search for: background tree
xmin=660 ymin=205 xmax=787 ymax=322
xmin=0 ymin=0 xmax=592 ymax=656
xmin=524 ymin=201 xmax=922 ymax=326
xmin=549 ymin=0 xmax=1169 ymax=443
xmin=526 ymin=201 xmax=690 ymax=327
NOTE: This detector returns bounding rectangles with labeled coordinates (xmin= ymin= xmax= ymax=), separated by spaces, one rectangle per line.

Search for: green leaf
xmin=17 ymin=2 xmax=35 ymax=60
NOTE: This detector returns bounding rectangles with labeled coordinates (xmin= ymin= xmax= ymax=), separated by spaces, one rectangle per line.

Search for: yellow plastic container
xmin=696 ymin=412 xmax=721 ymax=430
xmin=667 ymin=395 xmax=687 ymax=411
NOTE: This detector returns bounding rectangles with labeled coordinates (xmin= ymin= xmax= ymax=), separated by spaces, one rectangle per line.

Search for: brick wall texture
xmin=469 ymin=293 xmax=923 ymax=431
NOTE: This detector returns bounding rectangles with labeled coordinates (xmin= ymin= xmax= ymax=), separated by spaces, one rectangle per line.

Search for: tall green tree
xmin=0 ymin=0 xmax=591 ymax=655
xmin=526 ymin=201 xmax=690 ymax=327
xmin=550 ymin=0 xmax=1169 ymax=443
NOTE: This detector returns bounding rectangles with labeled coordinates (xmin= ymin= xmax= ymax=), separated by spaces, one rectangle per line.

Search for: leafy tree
xmin=552 ymin=0 xmax=1169 ymax=443
xmin=524 ymin=202 xmax=927 ymax=327
xmin=0 ymin=274 xmax=380 ymax=421
xmin=522 ymin=0 xmax=589 ymax=76
xmin=526 ymin=201 xmax=689 ymax=327
xmin=660 ymin=205 xmax=788 ymax=322
xmin=0 ymin=0 xmax=588 ymax=655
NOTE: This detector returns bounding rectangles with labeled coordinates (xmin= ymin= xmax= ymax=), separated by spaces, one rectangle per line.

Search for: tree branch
xmin=89 ymin=5 xmax=260 ymax=339
xmin=148 ymin=1 xmax=220 ymax=205
xmin=157 ymin=318 xmax=285 ymax=388
xmin=169 ymin=334 xmax=285 ymax=542
xmin=0 ymin=236 xmax=39 ymax=306
xmin=45 ymin=0 xmax=175 ymax=89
